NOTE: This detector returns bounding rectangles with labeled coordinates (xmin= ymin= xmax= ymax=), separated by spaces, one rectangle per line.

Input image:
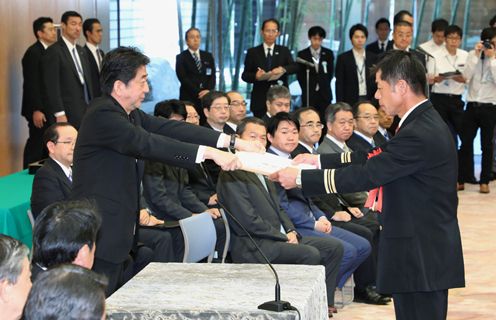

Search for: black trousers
xmin=430 ymin=93 xmax=464 ymax=146
xmin=23 ymin=119 xmax=49 ymax=168
xmin=458 ymin=102 xmax=496 ymax=184
xmin=393 ymin=290 xmax=448 ymax=320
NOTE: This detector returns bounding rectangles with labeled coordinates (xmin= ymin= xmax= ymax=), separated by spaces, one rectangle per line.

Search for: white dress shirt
xmin=430 ymin=47 xmax=468 ymax=95
xmin=463 ymin=50 xmax=496 ymax=104
xmin=352 ymin=48 xmax=367 ymax=96
xmin=86 ymin=42 xmax=102 ymax=71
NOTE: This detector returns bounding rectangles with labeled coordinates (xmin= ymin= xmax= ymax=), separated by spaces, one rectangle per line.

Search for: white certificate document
xmin=236 ymin=151 xmax=316 ymax=176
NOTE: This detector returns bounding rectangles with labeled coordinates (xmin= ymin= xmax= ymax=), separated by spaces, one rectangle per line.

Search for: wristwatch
xmin=295 ymin=169 xmax=302 ymax=188
xmin=229 ymin=134 xmax=236 ymax=150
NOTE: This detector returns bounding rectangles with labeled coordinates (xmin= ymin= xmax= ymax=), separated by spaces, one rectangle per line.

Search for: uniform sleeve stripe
xmin=330 ymin=169 xmax=337 ymax=193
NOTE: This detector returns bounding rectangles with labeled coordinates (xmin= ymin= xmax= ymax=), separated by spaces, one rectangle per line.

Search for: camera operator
xmin=458 ymin=27 xmax=496 ymax=194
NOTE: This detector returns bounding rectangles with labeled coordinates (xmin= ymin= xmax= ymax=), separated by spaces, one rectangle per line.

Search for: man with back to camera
xmin=71 ymin=46 xmax=263 ymax=295
xmin=296 ymin=26 xmax=334 ymax=120
xmin=242 ymin=18 xmax=298 ymax=118
xmin=366 ymin=18 xmax=392 ymax=54
xmin=83 ymin=18 xmax=105 ymax=98
xmin=42 ymin=11 xmax=94 ymax=129
xmin=21 ymin=16 xmax=57 ymax=168
xmin=271 ymin=50 xmax=465 ymax=320
xmin=176 ymin=27 xmax=216 ymax=121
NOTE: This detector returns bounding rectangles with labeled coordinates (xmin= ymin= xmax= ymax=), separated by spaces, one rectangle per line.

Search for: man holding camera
xmin=458 ymin=27 xmax=496 ymax=193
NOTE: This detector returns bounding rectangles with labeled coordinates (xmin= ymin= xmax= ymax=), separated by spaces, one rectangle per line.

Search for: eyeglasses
xmin=230 ymin=101 xmax=247 ymax=107
xmin=210 ymin=105 xmax=231 ymax=111
xmin=263 ymin=29 xmax=279 ymax=34
xmin=355 ymin=115 xmax=379 ymax=121
xmin=55 ymin=140 xmax=76 ymax=146
xmin=300 ymin=123 xmax=324 ymax=129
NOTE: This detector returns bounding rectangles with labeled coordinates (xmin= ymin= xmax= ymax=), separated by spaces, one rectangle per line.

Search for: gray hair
xmin=266 ymin=85 xmax=291 ymax=103
xmin=325 ymin=102 xmax=353 ymax=123
xmin=0 ymin=235 xmax=29 ymax=284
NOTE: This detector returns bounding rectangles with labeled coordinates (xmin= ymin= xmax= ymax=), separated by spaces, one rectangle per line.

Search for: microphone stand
xmin=216 ymin=199 xmax=293 ymax=312
xmin=305 ymin=67 xmax=310 ymax=107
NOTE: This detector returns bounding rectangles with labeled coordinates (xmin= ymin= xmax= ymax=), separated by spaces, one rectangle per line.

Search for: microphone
xmin=322 ymin=61 xmax=328 ymax=74
xmin=414 ymin=46 xmax=434 ymax=59
xmin=215 ymin=199 xmax=294 ymax=312
xmin=296 ymin=57 xmax=315 ymax=68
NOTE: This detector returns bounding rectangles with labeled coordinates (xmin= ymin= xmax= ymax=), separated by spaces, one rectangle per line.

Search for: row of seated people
xmin=29 ymin=90 xmax=392 ymax=315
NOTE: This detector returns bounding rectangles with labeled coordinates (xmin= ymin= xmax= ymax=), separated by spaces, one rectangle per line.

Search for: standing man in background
xmin=242 ymin=18 xmax=298 ymax=118
xmin=419 ymin=19 xmax=449 ymax=56
xmin=366 ymin=18 xmax=392 ymax=54
xmin=297 ymin=26 xmax=334 ymax=120
xmin=176 ymin=27 xmax=216 ymax=123
xmin=83 ymin=18 xmax=104 ymax=98
xmin=42 ymin=11 xmax=94 ymax=129
xmin=21 ymin=17 xmax=57 ymax=168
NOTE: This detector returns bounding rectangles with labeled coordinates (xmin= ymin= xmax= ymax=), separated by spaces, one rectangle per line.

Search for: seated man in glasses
xmin=262 ymin=85 xmax=292 ymax=125
xmin=347 ymin=101 xmax=387 ymax=151
xmin=226 ymin=91 xmax=247 ymax=131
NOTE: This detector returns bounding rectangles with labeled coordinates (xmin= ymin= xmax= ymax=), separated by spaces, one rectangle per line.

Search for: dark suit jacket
xmin=346 ymin=132 xmax=387 ymax=153
xmin=42 ymin=39 xmax=94 ymax=128
xmin=302 ymin=101 xmax=465 ymax=293
xmin=335 ymin=50 xmax=377 ymax=106
xmin=83 ymin=45 xmax=104 ymax=98
xmin=217 ymin=170 xmax=296 ymax=263
xmin=143 ymin=161 xmax=208 ymax=220
xmin=187 ymin=164 xmax=216 ymax=206
xmin=296 ymin=46 xmax=334 ymax=111
xmin=366 ymin=40 xmax=393 ymax=55
xmin=72 ymin=95 xmax=221 ymax=264
xmin=21 ymin=41 xmax=47 ymax=119
xmin=241 ymin=44 xmax=298 ymax=118
xmin=201 ymin=122 xmax=235 ymax=184
xmin=175 ymin=49 xmax=216 ymax=108
xmin=290 ymin=142 xmax=312 ymax=158
xmin=30 ymin=157 xmax=72 ymax=218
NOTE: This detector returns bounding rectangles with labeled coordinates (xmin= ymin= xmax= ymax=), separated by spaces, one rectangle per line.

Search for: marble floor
xmin=337 ymin=181 xmax=496 ymax=320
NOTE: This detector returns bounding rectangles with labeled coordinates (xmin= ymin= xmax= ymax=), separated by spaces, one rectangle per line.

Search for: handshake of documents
xmin=236 ymin=151 xmax=317 ymax=176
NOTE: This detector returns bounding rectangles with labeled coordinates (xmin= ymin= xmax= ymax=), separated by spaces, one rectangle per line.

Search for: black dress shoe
xmin=354 ymin=286 xmax=391 ymax=305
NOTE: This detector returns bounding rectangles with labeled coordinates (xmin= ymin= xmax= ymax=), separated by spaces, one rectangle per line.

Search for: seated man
xmin=0 ymin=235 xmax=32 ymax=320
xmin=31 ymin=200 xmax=102 ymax=280
xmin=347 ymin=101 xmax=387 ymax=151
xmin=262 ymin=85 xmax=291 ymax=124
xmin=226 ymin=90 xmax=247 ymax=131
xmin=143 ymin=99 xmax=226 ymax=260
xmin=267 ymin=112 xmax=371 ymax=291
xmin=31 ymin=122 xmax=77 ymax=218
xmin=217 ymin=117 xmax=343 ymax=316
xmin=24 ymin=264 xmax=106 ymax=320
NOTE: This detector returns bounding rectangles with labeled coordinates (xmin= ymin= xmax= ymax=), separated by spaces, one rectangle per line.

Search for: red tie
xmin=364 ymin=148 xmax=384 ymax=212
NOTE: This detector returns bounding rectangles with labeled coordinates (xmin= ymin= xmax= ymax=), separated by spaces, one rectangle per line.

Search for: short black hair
xmin=185 ymin=27 xmax=201 ymax=41
xmin=33 ymin=17 xmax=53 ymax=38
xmin=445 ymin=25 xmax=463 ymax=39
xmin=372 ymin=50 xmax=427 ymax=96
xmin=154 ymin=99 xmax=187 ymax=120
xmin=100 ymin=46 xmax=150 ymax=96
xmin=293 ymin=107 xmax=320 ymax=123
xmin=308 ymin=26 xmax=326 ymax=39
xmin=262 ymin=18 xmax=280 ymax=31
xmin=266 ymin=112 xmax=299 ymax=138
xmin=24 ymin=264 xmax=107 ymax=320
xmin=431 ymin=18 xmax=449 ymax=33
xmin=83 ymin=18 xmax=100 ymax=40
xmin=375 ymin=17 xmax=390 ymax=29
xmin=352 ymin=100 xmax=376 ymax=118
xmin=481 ymin=27 xmax=496 ymax=41
xmin=61 ymin=11 xmax=82 ymax=25
xmin=32 ymin=200 xmax=101 ymax=269
xmin=236 ymin=117 xmax=266 ymax=136
xmin=349 ymin=23 xmax=368 ymax=40
xmin=202 ymin=91 xmax=230 ymax=110
xmin=393 ymin=10 xmax=413 ymax=26
xmin=490 ymin=15 xmax=496 ymax=27
xmin=43 ymin=122 xmax=74 ymax=147
xmin=325 ymin=102 xmax=353 ymax=124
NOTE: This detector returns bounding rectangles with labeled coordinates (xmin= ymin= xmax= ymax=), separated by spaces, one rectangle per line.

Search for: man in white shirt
xmin=83 ymin=18 xmax=104 ymax=98
xmin=428 ymin=25 xmax=468 ymax=145
xmin=458 ymin=27 xmax=496 ymax=193
xmin=420 ymin=18 xmax=449 ymax=56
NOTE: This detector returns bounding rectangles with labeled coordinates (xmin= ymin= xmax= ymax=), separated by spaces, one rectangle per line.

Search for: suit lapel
xmin=60 ymin=41 xmax=81 ymax=82
xmin=46 ymin=158 xmax=72 ymax=188
xmin=399 ymin=101 xmax=432 ymax=130
xmin=246 ymin=172 xmax=279 ymax=211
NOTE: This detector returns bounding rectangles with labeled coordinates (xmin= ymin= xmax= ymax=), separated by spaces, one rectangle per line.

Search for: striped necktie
xmin=192 ymin=52 xmax=202 ymax=73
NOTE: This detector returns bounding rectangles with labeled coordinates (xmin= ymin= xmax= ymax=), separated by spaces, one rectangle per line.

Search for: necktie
xmin=380 ymin=42 xmax=385 ymax=52
xmin=384 ymin=131 xmax=390 ymax=140
xmin=193 ymin=52 xmax=202 ymax=73
xmin=97 ymin=49 xmax=103 ymax=71
xmin=311 ymin=147 xmax=318 ymax=155
xmin=68 ymin=169 xmax=73 ymax=182
xmin=72 ymin=47 xmax=90 ymax=103
xmin=266 ymin=48 xmax=272 ymax=70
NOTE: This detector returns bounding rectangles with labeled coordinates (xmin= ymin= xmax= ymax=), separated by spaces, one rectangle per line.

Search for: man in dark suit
xmin=42 ymin=11 xmax=94 ymax=129
xmin=366 ymin=18 xmax=393 ymax=54
xmin=261 ymin=85 xmax=292 ymax=125
xmin=335 ymin=24 xmax=378 ymax=107
xmin=242 ymin=18 xmax=298 ymax=118
xmin=296 ymin=26 xmax=334 ymax=119
xmin=391 ymin=20 xmax=426 ymax=68
xmin=72 ymin=47 xmax=262 ymax=295
xmin=347 ymin=101 xmax=387 ymax=152
xmin=31 ymin=123 xmax=76 ymax=218
xmin=272 ymin=51 xmax=465 ymax=320
xmin=176 ymin=27 xmax=216 ymax=120
xmin=217 ymin=117 xmax=343 ymax=316
xmin=83 ymin=18 xmax=104 ymax=98
xmin=21 ymin=17 xmax=57 ymax=168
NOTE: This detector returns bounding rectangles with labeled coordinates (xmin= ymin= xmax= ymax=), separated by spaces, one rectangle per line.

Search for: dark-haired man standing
xmin=83 ymin=18 xmax=104 ymax=98
xmin=366 ymin=18 xmax=392 ymax=54
xmin=21 ymin=17 xmax=57 ymax=168
xmin=272 ymin=50 xmax=465 ymax=320
xmin=42 ymin=11 xmax=94 ymax=129
xmin=242 ymin=18 xmax=298 ymax=118
xmin=297 ymin=26 xmax=334 ymax=119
